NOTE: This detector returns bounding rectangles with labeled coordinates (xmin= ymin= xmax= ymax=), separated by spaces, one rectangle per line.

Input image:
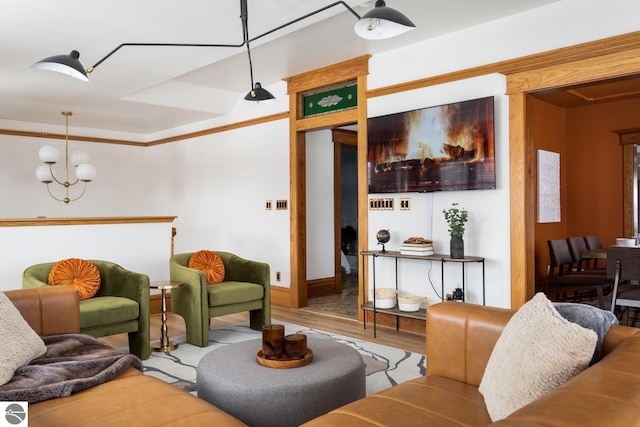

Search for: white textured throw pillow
xmin=479 ymin=293 xmax=597 ymax=422
xmin=0 ymin=292 xmax=47 ymax=386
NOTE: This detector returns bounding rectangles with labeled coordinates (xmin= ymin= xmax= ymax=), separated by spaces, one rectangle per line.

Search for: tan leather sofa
xmin=6 ymin=287 xmax=246 ymax=427
xmin=11 ymin=287 xmax=640 ymax=426
xmin=305 ymin=301 xmax=640 ymax=426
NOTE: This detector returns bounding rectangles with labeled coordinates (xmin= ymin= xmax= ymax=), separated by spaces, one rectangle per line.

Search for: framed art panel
xmin=367 ymin=96 xmax=495 ymax=194
xmin=537 ymin=149 xmax=561 ymax=223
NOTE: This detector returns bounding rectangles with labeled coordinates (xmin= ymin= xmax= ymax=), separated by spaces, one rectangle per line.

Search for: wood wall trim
xmin=0 ymin=129 xmax=145 ymax=146
xmin=0 ymin=216 xmax=177 ymax=227
xmin=369 ymin=31 xmax=640 ymax=99
xmin=147 ymin=112 xmax=290 ymax=146
xmin=270 ymin=285 xmax=291 ymax=308
xmin=622 ymin=144 xmax=635 ymax=238
xmin=332 ymin=128 xmax=357 ymax=146
xmin=356 ymin=72 xmax=369 ymax=323
xmin=619 ymin=128 xmax=638 ymax=238
xmin=506 ymin=47 xmax=640 ymax=94
xmin=283 ymin=55 xmax=370 ymax=94
xmin=617 ymin=129 xmax=640 ymax=145
xmin=0 ymin=112 xmax=289 ymax=147
xmin=508 ymin=94 xmax=535 ymax=309
xmin=295 ymin=110 xmax=359 ymax=132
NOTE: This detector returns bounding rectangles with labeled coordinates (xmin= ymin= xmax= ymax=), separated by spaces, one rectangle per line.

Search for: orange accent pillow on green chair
xmin=188 ymin=250 xmax=226 ymax=284
xmin=48 ymin=258 xmax=101 ymax=300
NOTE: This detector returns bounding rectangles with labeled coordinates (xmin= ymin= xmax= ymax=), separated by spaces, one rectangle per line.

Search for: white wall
xmin=150 ymin=120 xmax=292 ymax=287
xmin=1 ymin=0 xmax=639 ymax=305
xmin=367 ymin=74 xmax=509 ymax=307
xmin=0 ymin=222 xmax=172 ymax=291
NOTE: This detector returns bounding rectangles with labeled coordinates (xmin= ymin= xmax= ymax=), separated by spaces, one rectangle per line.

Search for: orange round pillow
xmin=188 ymin=250 xmax=225 ymax=284
xmin=48 ymin=258 xmax=101 ymax=300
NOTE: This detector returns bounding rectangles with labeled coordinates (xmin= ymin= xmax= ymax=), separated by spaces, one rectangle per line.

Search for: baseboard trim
xmin=271 ymin=285 xmax=291 ymax=308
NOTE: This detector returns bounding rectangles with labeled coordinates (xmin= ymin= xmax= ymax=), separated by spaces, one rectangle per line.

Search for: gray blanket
xmin=0 ymin=334 xmax=142 ymax=404
xmin=553 ymin=302 xmax=618 ymax=365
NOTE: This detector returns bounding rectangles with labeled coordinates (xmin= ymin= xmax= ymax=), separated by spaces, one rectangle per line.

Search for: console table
xmin=360 ymin=250 xmax=485 ymax=337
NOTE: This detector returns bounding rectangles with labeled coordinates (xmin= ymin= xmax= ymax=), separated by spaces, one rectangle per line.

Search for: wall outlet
xmin=399 ymin=197 xmax=411 ymax=210
xmin=446 ymin=293 xmax=453 ymax=301
xmin=276 ymin=271 xmax=281 ymax=282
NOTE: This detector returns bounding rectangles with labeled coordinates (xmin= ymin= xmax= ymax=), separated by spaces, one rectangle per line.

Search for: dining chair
xmin=567 ymin=237 xmax=602 ymax=272
xmin=584 ymin=235 xmax=603 ymax=250
xmin=584 ymin=235 xmax=605 ymax=268
xmin=547 ymin=239 xmax=609 ymax=308
xmin=606 ymin=246 xmax=640 ymax=324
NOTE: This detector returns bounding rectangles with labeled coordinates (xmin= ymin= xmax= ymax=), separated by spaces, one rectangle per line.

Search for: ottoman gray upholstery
xmin=197 ymin=337 xmax=366 ymax=427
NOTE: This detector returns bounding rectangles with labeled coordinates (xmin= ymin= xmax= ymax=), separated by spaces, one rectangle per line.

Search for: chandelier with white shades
xmin=35 ymin=111 xmax=97 ymax=204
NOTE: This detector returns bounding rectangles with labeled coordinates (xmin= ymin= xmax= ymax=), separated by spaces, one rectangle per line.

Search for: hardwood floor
xmin=100 ymin=306 xmax=426 ymax=355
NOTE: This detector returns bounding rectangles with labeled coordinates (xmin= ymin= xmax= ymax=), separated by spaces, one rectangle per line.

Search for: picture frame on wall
xmin=367 ymin=96 xmax=496 ymax=194
xmin=536 ymin=149 xmax=561 ymax=223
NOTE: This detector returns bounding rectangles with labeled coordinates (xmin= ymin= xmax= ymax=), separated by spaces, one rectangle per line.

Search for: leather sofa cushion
xmin=303 ymin=376 xmax=492 ymax=426
xmin=79 ymin=296 xmax=139 ymax=327
xmin=207 ymin=282 xmax=264 ymax=306
xmin=29 ymin=368 xmax=247 ymax=426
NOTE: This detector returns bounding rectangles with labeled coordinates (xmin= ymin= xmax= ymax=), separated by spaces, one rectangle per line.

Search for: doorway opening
xmin=305 ymin=130 xmax=359 ymax=319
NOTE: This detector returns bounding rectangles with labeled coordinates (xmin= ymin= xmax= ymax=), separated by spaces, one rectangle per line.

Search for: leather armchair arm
xmin=5 ymin=287 xmax=80 ymax=336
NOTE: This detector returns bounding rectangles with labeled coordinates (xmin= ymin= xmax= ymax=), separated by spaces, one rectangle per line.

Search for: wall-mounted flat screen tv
xmin=368 ymin=96 xmax=495 ymax=194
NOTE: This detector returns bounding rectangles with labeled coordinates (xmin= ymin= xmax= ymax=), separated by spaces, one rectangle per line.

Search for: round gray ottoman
xmin=197 ymin=337 xmax=365 ymax=427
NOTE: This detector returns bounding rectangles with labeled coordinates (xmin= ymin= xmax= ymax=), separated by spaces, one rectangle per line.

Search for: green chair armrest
xmin=93 ymin=260 xmax=150 ymax=304
xmin=22 ymin=262 xmax=56 ymax=289
xmin=217 ymin=252 xmax=270 ymax=287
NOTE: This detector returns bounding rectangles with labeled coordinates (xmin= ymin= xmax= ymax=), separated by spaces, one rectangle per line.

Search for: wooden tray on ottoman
xmin=256 ymin=349 xmax=313 ymax=369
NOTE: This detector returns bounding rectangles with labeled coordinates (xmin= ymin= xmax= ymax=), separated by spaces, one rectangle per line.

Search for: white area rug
xmin=141 ymin=320 xmax=425 ymax=396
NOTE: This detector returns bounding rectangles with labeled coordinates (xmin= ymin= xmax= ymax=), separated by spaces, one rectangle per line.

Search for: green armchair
xmin=22 ymin=260 xmax=150 ymax=359
xmin=170 ymin=252 xmax=271 ymax=347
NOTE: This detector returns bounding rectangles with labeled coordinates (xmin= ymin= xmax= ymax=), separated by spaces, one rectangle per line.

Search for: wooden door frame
xmin=506 ymin=43 xmax=640 ymax=307
xmin=617 ymin=130 xmax=640 ymax=238
xmin=284 ymin=56 xmax=370 ymax=314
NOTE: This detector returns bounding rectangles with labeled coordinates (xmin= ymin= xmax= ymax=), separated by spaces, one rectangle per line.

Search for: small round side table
xmin=150 ymin=281 xmax=183 ymax=352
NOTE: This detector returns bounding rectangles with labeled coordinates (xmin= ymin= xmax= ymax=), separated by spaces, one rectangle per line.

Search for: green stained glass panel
xmin=303 ymin=84 xmax=357 ymax=118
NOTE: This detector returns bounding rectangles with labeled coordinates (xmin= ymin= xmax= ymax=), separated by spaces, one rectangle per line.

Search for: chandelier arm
xmin=65 ymin=181 xmax=89 ymax=203
xmin=240 ymin=0 xmax=254 ymax=89
xmin=87 ymin=0 xmax=361 ymax=74
xmin=88 ymin=41 xmax=247 ymax=73
xmin=249 ymin=1 xmax=361 ymax=44
xmin=47 ymin=164 xmax=66 ymax=186
xmin=44 ymin=183 xmax=67 ymax=203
